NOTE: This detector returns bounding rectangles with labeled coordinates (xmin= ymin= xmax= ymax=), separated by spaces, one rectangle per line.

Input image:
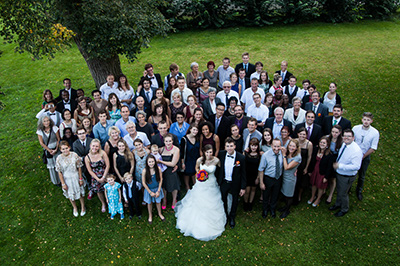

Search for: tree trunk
xmin=74 ymin=36 xmax=123 ymax=89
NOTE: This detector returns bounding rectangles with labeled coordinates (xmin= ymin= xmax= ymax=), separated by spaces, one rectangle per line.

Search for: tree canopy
xmin=0 ymin=0 xmax=171 ymax=88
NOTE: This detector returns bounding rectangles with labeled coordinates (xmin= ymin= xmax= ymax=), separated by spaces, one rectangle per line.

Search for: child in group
xmin=122 ymin=173 xmax=142 ymax=220
xmin=142 ymin=155 xmax=165 ymax=224
xmin=150 ymin=144 xmax=167 ymax=172
xmin=104 ymin=174 xmax=124 ymax=220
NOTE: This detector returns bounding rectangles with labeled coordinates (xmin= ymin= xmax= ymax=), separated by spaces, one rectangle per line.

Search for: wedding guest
xmin=216 ymin=81 xmax=240 ymax=108
xmin=280 ymin=126 xmax=291 ymax=148
xmin=294 ymin=110 xmax=323 ymax=146
xmin=217 ymin=57 xmax=235 ymax=90
xmin=247 ymin=93 xmax=269 ymax=131
xmin=243 ymin=138 xmax=261 ymax=211
xmin=56 ymin=140 xmax=86 ymax=217
xmin=138 ymin=63 xmax=163 ymax=90
xmin=158 ymin=134 xmax=180 ymax=209
xmin=82 ymin=117 xmax=94 ymax=139
xmin=203 ymin=61 xmax=219 ymax=89
xmin=353 ymin=112 xmax=380 ymax=201
xmin=165 ymin=76 xmax=177 ymax=100
xmin=259 ymin=138 xmax=283 ymax=218
xmin=57 ymin=78 xmax=78 ymax=102
xmin=169 ymin=111 xmax=190 ymax=143
xmin=74 ymin=96 xmax=95 ymax=127
xmin=304 ymin=91 xmax=329 ymax=126
xmin=269 ymin=74 xmax=283 ymax=95
xmin=122 ymin=173 xmax=142 ymax=220
xmin=241 ymin=78 xmax=265 ymax=113
xmin=104 ymin=174 xmax=124 ymax=220
xmin=36 ymin=101 xmax=63 ymax=127
xmin=275 ymin=60 xmax=293 ymax=87
xmin=170 ymin=76 xmax=193 ymax=105
xmin=224 ymin=96 xmax=238 ymax=117
xmin=280 ymin=139 xmax=302 ymax=218
xmin=149 ymin=103 xmax=171 ymax=134
xmin=196 ymin=78 xmax=212 ymax=106
xmin=117 ymin=74 xmax=134 ymax=110
xmin=61 ymin=128 xmax=77 ymax=150
xmin=230 ymin=124 xmax=244 ymax=153
xmin=281 ymin=94 xmax=292 ymax=111
xmin=85 ymin=139 xmax=110 ymax=213
xmin=294 ymin=127 xmax=313 ymax=204
xmin=322 ymin=104 xmax=352 ymax=136
xmin=37 ymin=116 xmax=61 ymax=185
xmin=283 ymin=97 xmax=306 ymax=131
xmin=130 ymin=96 xmax=151 ymax=119
xmin=56 ymin=90 xmax=77 ymax=114
xmin=135 ymin=77 xmax=156 ymax=111
xmin=164 ymin=63 xmax=185 ymax=92
xmin=230 ymin=72 xmax=242 ymax=97
xmin=264 ymin=92 xmax=274 ymax=117
xmin=322 ymin=82 xmax=342 ymax=114
xmin=308 ymin=137 xmax=334 ymax=207
xmin=105 ymin=93 xmax=122 ymax=124
xmin=184 ymin=95 xmax=202 ymax=122
xmin=115 ymin=105 xmax=137 ymax=138
xmin=93 ymin=111 xmax=114 ymax=148
xmin=261 ymin=128 xmax=273 ymax=153
xmin=100 ymin=74 xmax=118 ymax=100
xmin=73 ymin=127 xmax=93 ymax=191
xmin=123 ymin=121 xmax=151 ymax=151
xmin=59 ymin=109 xmax=77 ymax=138
xmin=168 ymin=92 xmax=187 ymax=123
xmin=238 ymin=68 xmax=250 ymax=97
xmin=207 ymin=102 xmax=230 ymax=146
xmin=250 ymin=61 xmax=264 ymax=80
xmin=202 ymin=87 xmax=221 ymax=120
xmin=150 ymin=120 xmax=180 ymax=148
xmin=235 ymin=52 xmax=255 ymax=78
xmin=200 ymin=121 xmax=220 ymax=157
xmin=132 ymin=139 xmax=149 ymax=187
xmin=242 ymin=118 xmax=262 ymax=153
xmin=301 ymin=84 xmax=316 ymax=109
xmin=258 ymin=70 xmax=273 ymax=96
xmin=151 ymin=88 xmax=170 ymax=114
xmin=90 ymin=90 xmax=108 ymax=124
xmin=229 ymin=105 xmax=250 ymax=134
xmin=264 ymin=107 xmax=293 ymax=139
xmin=188 ymin=108 xmax=205 ymax=126
xmin=135 ymin=111 xmax=154 ymax=141
xmin=186 ymin=62 xmax=203 ymax=93
xmin=284 ymin=75 xmax=303 ymax=104
xmin=272 ymin=88 xmax=284 ymax=107
xmin=180 ymin=124 xmax=200 ymax=190
xmin=326 ymin=125 xmax=343 ymax=204
xmin=142 ymin=155 xmax=165 ymax=224
xmin=104 ymin=126 xmax=121 ymax=174
xmin=42 ymin=89 xmax=54 ymax=109
xmin=113 ymin=139 xmax=134 ymax=183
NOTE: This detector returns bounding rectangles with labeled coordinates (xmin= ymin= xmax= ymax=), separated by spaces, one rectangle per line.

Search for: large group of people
xmin=36 ymin=53 xmax=380 ymax=241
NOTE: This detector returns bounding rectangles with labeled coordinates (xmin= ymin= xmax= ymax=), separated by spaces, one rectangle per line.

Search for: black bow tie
xmin=227 ymin=155 xmax=234 ymax=158
xmin=65 ymin=102 xmax=70 ymax=104
xmin=49 ymin=113 xmax=56 ymax=116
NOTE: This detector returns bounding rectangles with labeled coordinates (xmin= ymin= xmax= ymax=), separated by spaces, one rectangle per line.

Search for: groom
xmin=218 ymin=137 xmax=246 ymax=229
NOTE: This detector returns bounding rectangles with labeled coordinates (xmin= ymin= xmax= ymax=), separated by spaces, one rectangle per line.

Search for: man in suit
xmin=305 ymin=91 xmax=329 ymax=126
xmin=207 ymin=103 xmax=230 ymax=147
xmin=235 ymin=52 xmax=256 ymax=78
xmin=56 ymin=90 xmax=78 ymax=114
xmin=258 ymin=138 xmax=283 ymax=218
xmin=122 ymin=174 xmax=142 ymax=220
xmin=237 ymin=68 xmax=250 ymax=97
xmin=263 ymin=107 xmax=293 ymax=138
xmin=218 ymin=138 xmax=246 ymax=228
xmin=56 ymin=78 xmax=78 ymax=102
xmin=36 ymin=100 xmax=63 ymax=127
xmin=216 ymin=81 xmax=240 ymax=109
xmin=294 ymin=110 xmax=323 ymax=146
xmin=229 ymin=105 xmax=250 ymax=134
xmin=130 ymin=96 xmax=152 ymax=119
xmin=242 ymin=118 xmax=262 ymax=152
xmin=137 ymin=63 xmax=163 ymax=91
xmin=275 ymin=61 xmax=293 ymax=87
xmin=163 ymin=63 xmax=185 ymax=92
xmin=73 ymin=126 xmax=93 ymax=199
xmin=202 ymin=87 xmax=221 ymax=120
xmin=134 ymin=77 xmax=156 ymax=111
xmin=301 ymin=83 xmax=315 ymax=109
xmin=322 ymin=104 xmax=352 ymax=135
xmin=284 ymin=75 xmax=303 ymax=104
xmin=150 ymin=120 xmax=179 ymax=148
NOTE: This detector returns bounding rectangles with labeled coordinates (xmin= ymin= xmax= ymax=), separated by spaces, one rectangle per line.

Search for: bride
xmin=175 ymin=144 xmax=226 ymax=241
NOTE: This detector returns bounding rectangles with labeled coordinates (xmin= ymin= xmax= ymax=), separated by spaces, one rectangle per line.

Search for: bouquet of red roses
xmin=196 ymin=169 xmax=209 ymax=182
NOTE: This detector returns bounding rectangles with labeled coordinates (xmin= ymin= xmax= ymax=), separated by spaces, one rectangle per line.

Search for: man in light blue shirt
xmin=115 ymin=106 xmax=136 ymax=137
xmin=217 ymin=57 xmax=235 ymax=89
xmin=93 ymin=111 xmax=114 ymax=148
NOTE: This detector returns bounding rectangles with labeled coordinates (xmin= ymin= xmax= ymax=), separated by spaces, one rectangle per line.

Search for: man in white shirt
xmin=164 ymin=63 xmax=185 ymax=91
xmin=246 ymin=93 xmax=269 ymax=130
xmin=330 ymin=129 xmax=363 ymax=217
xmin=216 ymin=81 xmax=240 ymax=110
xmin=284 ymin=75 xmax=303 ymax=104
xmin=100 ymin=74 xmax=118 ymax=100
xmin=170 ymin=76 xmax=193 ymax=105
xmin=352 ymin=112 xmax=380 ymax=201
xmin=115 ymin=106 xmax=137 ymax=137
xmin=123 ymin=121 xmax=151 ymax=151
xmin=217 ymin=57 xmax=235 ymax=89
xmin=36 ymin=100 xmax=63 ymax=127
xmin=249 ymin=61 xmax=264 ymax=80
xmin=241 ymin=78 xmax=265 ymax=113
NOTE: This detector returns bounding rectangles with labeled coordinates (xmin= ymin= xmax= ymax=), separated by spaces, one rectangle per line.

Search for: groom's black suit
xmin=217 ymin=150 xmax=246 ymax=221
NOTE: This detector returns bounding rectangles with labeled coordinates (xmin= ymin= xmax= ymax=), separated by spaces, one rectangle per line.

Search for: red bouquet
xmin=196 ymin=169 xmax=209 ymax=182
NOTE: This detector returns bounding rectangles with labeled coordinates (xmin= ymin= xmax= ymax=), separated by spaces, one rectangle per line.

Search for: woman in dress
xmin=280 ymin=139 xmax=302 ymax=218
xmin=37 ymin=116 xmax=61 ymax=185
xmin=158 ymin=134 xmax=180 ymax=209
xmin=132 ymin=139 xmax=149 ymax=187
xmin=224 ymin=96 xmax=238 ymax=117
xmin=175 ymin=144 xmax=226 ymax=241
xmin=165 ymin=76 xmax=177 ymax=100
xmin=203 ymin=61 xmax=219 ymax=89
xmin=59 ymin=109 xmax=77 ymax=138
xmin=322 ymin=82 xmax=341 ymax=115
xmin=326 ymin=125 xmax=343 ymax=204
xmin=42 ymin=89 xmax=54 ymax=109
xmin=264 ymin=92 xmax=274 ymax=117
xmin=105 ymin=93 xmax=122 ymax=124
xmin=169 ymin=111 xmax=190 ymax=143
xmin=258 ymin=71 xmax=272 ymax=95
xmin=183 ymin=95 xmax=202 ymax=123
xmin=56 ymin=140 xmax=86 ymax=217
xmin=280 ymin=126 xmax=291 ymax=148
xmin=186 ymin=62 xmax=203 ymax=94
xmin=294 ymin=127 xmax=313 ymax=203
xmin=113 ymin=139 xmax=134 ymax=183
xmin=85 ymin=138 xmax=110 ymax=212
xmin=117 ymin=74 xmax=134 ymax=110
xmin=180 ymin=124 xmax=200 ymax=190
xmin=188 ymin=107 xmax=205 ymax=126
xmin=168 ymin=92 xmax=187 ymax=123
xmin=151 ymin=88 xmax=170 ymax=114
xmin=243 ymin=138 xmax=261 ymax=211
xmin=307 ymin=136 xmax=334 ymax=207
xmin=230 ymin=72 xmax=242 ymax=97
xmin=199 ymin=121 xmax=220 ymax=157
xmin=74 ymin=96 xmax=95 ymax=126
xmin=148 ymin=103 xmax=171 ymax=134
xmin=230 ymin=124 xmax=243 ymax=153
xmin=196 ymin=78 xmax=211 ymax=106
xmin=61 ymin=127 xmax=77 ymax=150
xmin=90 ymin=89 xmax=108 ymax=124
xmin=261 ymin=128 xmax=273 ymax=154
xmin=104 ymin=126 xmax=121 ymax=174
xmin=82 ymin=117 xmax=94 ymax=139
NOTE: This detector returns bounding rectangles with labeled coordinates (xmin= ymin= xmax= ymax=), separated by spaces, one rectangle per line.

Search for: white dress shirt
xmin=240 ymin=87 xmax=266 ymax=113
xmin=272 ymin=119 xmax=284 ymax=139
xmin=170 ymin=87 xmax=193 ymax=105
xmin=100 ymin=82 xmax=119 ymax=100
xmin=224 ymin=152 xmax=236 ymax=181
xmin=123 ymin=132 xmax=151 ymax=151
xmin=247 ymin=104 xmax=269 ymax=122
xmin=216 ymin=90 xmax=240 ymax=109
xmin=336 ymin=141 xmax=363 ymax=176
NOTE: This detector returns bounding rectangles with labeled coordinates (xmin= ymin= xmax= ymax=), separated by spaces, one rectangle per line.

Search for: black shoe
xmin=325 ymin=199 xmax=332 ymax=205
xmin=357 ymin=191 xmax=363 ymax=201
xmin=137 ymin=215 xmax=142 ymax=220
xmin=329 ymin=205 xmax=340 ymax=211
xmin=243 ymin=202 xmax=249 ymax=212
xmin=248 ymin=202 xmax=253 ymax=211
xmin=334 ymin=211 xmax=347 ymax=217
xmin=229 ymin=218 xmax=236 ymax=228
xmin=271 ymin=210 xmax=276 ymax=218
xmin=262 ymin=210 xmax=268 ymax=218
xmin=279 ymin=210 xmax=290 ymax=219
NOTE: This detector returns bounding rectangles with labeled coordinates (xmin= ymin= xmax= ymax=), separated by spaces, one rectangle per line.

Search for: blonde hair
xmin=122 ymin=172 xmax=133 ymax=183
xmin=286 ymin=139 xmax=300 ymax=157
xmin=89 ymin=139 xmax=103 ymax=155
xmin=108 ymin=126 xmax=121 ymax=137
xmin=172 ymin=92 xmax=182 ymax=100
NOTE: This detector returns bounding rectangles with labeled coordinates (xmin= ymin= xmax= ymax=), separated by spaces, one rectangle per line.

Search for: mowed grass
xmin=1 ymin=20 xmax=400 ymax=264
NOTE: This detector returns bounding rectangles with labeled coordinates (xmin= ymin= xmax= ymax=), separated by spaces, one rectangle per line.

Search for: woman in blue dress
xmin=180 ymin=124 xmax=200 ymax=190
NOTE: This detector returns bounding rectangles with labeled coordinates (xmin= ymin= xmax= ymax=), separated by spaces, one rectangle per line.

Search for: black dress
xmin=115 ymin=153 xmax=131 ymax=182
xmin=232 ymin=136 xmax=244 ymax=153
xmin=161 ymin=154 xmax=181 ymax=192
xmin=245 ymin=154 xmax=261 ymax=187
xmin=296 ymin=141 xmax=311 ymax=189
xmin=107 ymin=140 xmax=119 ymax=174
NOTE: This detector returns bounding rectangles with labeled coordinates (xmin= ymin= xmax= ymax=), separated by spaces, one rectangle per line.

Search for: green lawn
xmin=1 ymin=20 xmax=399 ymax=264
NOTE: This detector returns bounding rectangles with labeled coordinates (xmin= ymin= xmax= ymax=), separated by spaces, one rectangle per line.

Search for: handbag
xmin=42 ymin=129 xmax=53 ymax=164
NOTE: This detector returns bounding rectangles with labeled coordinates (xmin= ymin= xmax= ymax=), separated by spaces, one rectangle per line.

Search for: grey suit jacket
xmin=202 ymin=97 xmax=222 ymax=120
xmin=73 ymin=137 xmax=93 ymax=159
xmin=242 ymin=128 xmax=262 ymax=152
xmin=305 ymin=102 xmax=329 ymax=126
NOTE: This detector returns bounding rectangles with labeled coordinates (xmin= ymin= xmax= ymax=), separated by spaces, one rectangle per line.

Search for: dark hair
xmin=61 ymin=109 xmax=72 ymax=120
xmin=228 ymin=96 xmax=238 ymax=105
xmin=117 ymin=138 xmax=133 ymax=162
xmin=133 ymin=138 xmax=143 ymax=145
xmin=329 ymin=125 xmax=343 ymax=152
xmin=200 ymin=121 xmax=214 ymax=135
xmin=343 ymin=128 xmax=354 ymax=137
xmin=141 ymin=76 xmax=152 ymax=86
xmin=91 ymin=89 xmax=101 ymax=96
xmin=248 ymin=117 xmax=257 ymax=125
xmin=363 ymin=112 xmax=374 ymax=119
xmin=118 ymin=74 xmax=130 ymax=90
xmin=223 ymin=57 xmax=230 ymax=62
xmin=144 ymin=63 xmax=153 ymax=70
xmin=255 ymin=61 xmax=263 ymax=67
xmin=318 ymin=136 xmax=332 ymax=156
xmin=245 ymin=137 xmax=260 ymax=156
xmin=61 ymin=90 xmax=70 ymax=97
xmin=120 ymin=105 xmax=129 ymax=112
xmin=145 ymin=154 xmax=161 ymax=184
xmin=63 ymin=78 xmax=71 ymax=83
xmin=302 ymin=79 xmax=311 ymax=84
xmin=216 ymin=102 xmax=226 ymax=109
xmin=251 ymin=77 xmax=259 ymax=83
xmin=98 ymin=110 xmax=108 ymax=117
xmin=281 ymin=126 xmax=290 ymax=136
xmin=154 ymin=103 xmax=168 ymax=121
xmin=59 ymin=140 xmax=70 ymax=148
xmin=333 ymin=104 xmax=343 ymax=111
xmin=186 ymin=123 xmax=200 ymax=141
xmin=262 ymin=128 xmax=273 ymax=146
xmin=175 ymin=111 xmax=185 ymax=118
xmin=107 ymin=93 xmax=122 ymax=110
xmin=225 ymin=137 xmax=235 ymax=145
xmin=311 ymin=90 xmax=321 ymax=97
xmin=169 ymin=63 xmax=179 ymax=71
xmin=289 ymin=75 xmax=297 ymax=81
xmin=309 ymin=84 xmax=317 ymax=90
xmin=201 ymin=144 xmax=214 ymax=164
xmin=206 ymin=61 xmax=215 ymax=68
xmin=42 ymin=89 xmax=54 ymax=102
xmin=306 ymin=110 xmax=316 ymax=118
xmin=77 ymin=96 xmax=89 ymax=112
xmin=258 ymin=70 xmax=269 ymax=84
xmin=201 ymin=77 xmax=210 ymax=83
xmin=77 ymin=126 xmax=86 ymax=133
xmin=238 ymin=68 xmax=245 ymax=73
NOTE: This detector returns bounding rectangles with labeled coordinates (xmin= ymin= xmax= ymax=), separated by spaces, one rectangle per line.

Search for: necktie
xmin=304 ymin=90 xmax=307 ymax=97
xmin=282 ymin=72 xmax=285 ymax=81
xmin=290 ymin=87 xmax=293 ymax=95
xmin=215 ymin=117 xmax=220 ymax=134
xmin=128 ymin=183 xmax=132 ymax=198
xmin=180 ymin=90 xmax=184 ymax=102
xmin=313 ymin=105 xmax=316 ymax=113
xmin=225 ymin=93 xmax=229 ymax=106
xmin=82 ymin=141 xmax=86 ymax=149
xmin=337 ymin=145 xmax=347 ymax=162
xmin=245 ymin=64 xmax=248 ymax=72
xmin=333 ymin=119 xmax=337 ymax=126
xmin=275 ymin=154 xmax=280 ymax=179
xmin=307 ymin=126 xmax=311 ymax=140
xmin=146 ymin=91 xmax=150 ymax=102
xmin=244 ymin=133 xmax=251 ymax=151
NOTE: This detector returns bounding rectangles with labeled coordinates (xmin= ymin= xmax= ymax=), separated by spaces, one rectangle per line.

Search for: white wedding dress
xmin=175 ymin=164 xmax=226 ymax=241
